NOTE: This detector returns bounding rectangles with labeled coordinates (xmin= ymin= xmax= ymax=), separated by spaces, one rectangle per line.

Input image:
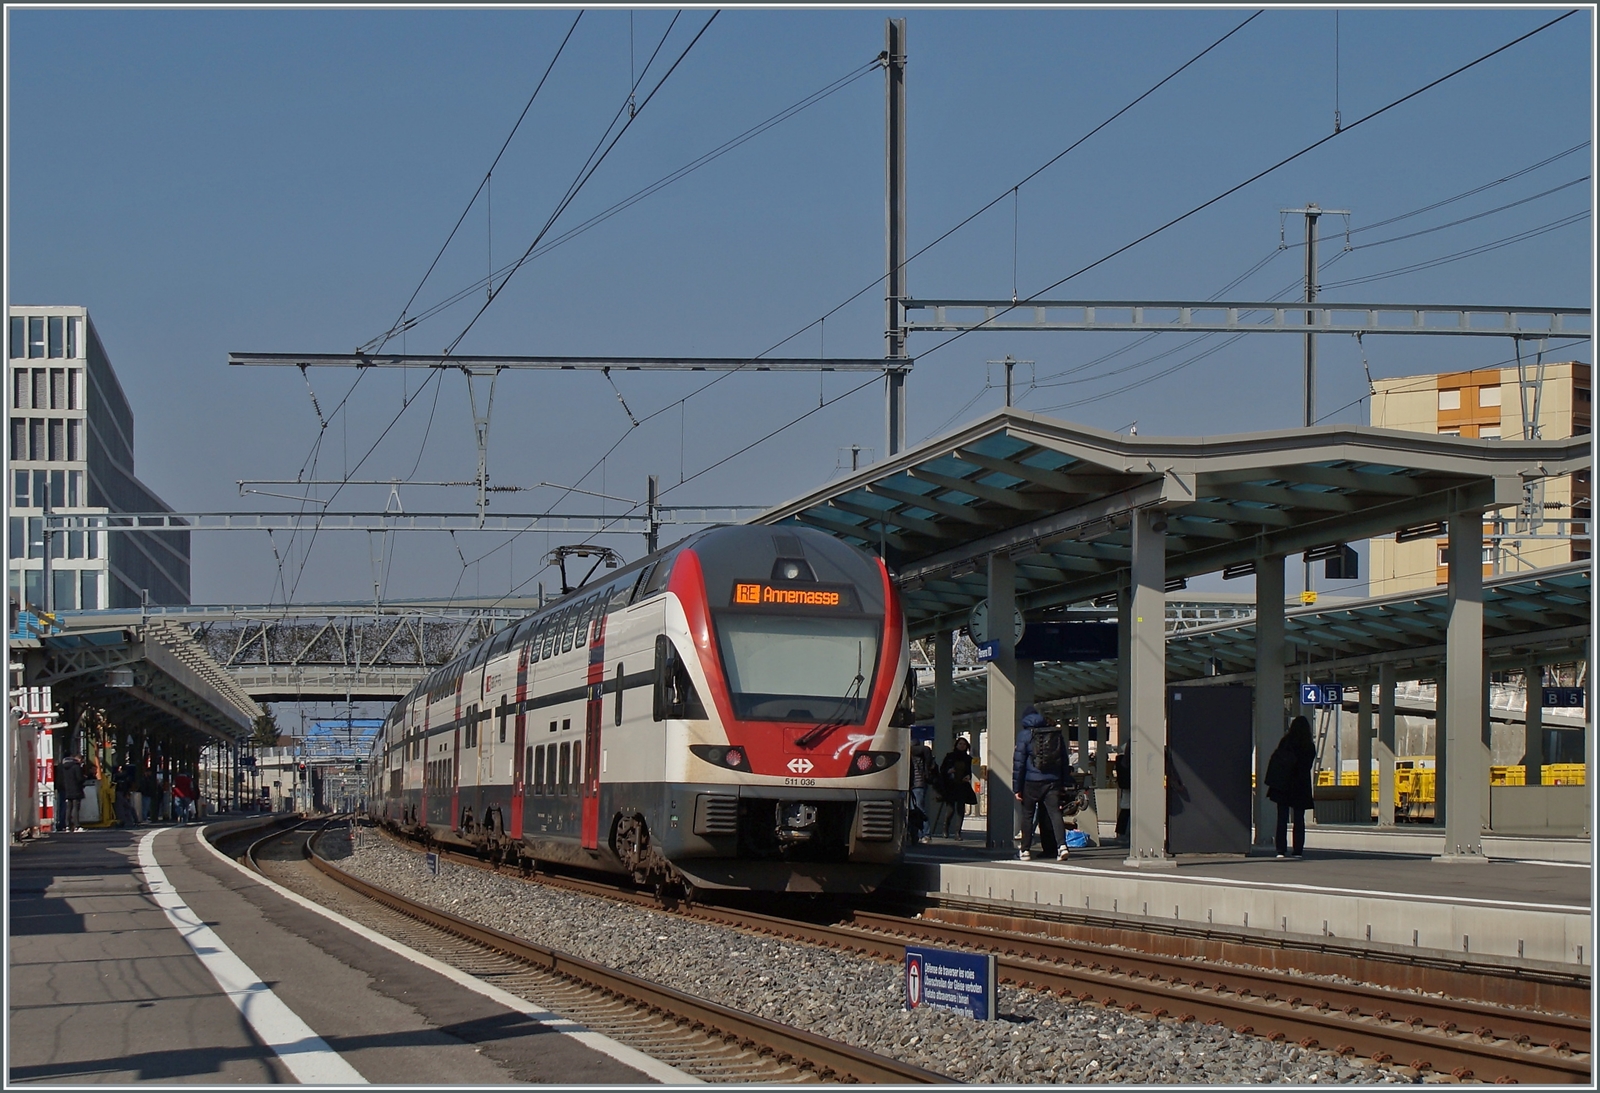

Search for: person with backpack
xmin=1265 ymin=715 xmax=1317 ymax=858
xmin=1012 ymin=706 xmax=1075 ymax=861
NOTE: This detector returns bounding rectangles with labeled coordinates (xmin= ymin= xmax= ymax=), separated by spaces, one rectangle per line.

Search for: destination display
xmin=730 ymin=582 xmax=856 ymax=610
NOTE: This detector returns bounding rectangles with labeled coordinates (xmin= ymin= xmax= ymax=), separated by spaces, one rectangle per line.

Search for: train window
xmin=653 ymin=635 xmax=706 ymax=721
xmin=572 ymin=743 xmax=582 ymax=793
xmin=534 ymin=746 xmax=546 ymax=792
xmin=499 ymin=700 xmax=508 ymax=743
xmin=544 ymin=611 xmax=559 ymax=654
xmin=573 ymin=595 xmax=593 ymax=647
xmin=642 ymin=552 xmax=675 ymax=597
xmin=558 ymin=741 xmax=571 ymax=790
xmin=488 ymin=628 xmax=514 ymax=660
xmin=562 ymin=717 xmax=571 ymax=733
xmin=561 ymin=607 xmax=579 ymax=653
xmin=607 ymin=580 xmax=632 ymax=611
xmin=630 ymin=563 xmax=656 ymax=603
xmin=614 ymin=663 xmax=624 ymax=726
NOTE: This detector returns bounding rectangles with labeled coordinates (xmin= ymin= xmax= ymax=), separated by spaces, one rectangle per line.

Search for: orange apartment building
xmin=1368 ymin=361 xmax=1590 ymax=595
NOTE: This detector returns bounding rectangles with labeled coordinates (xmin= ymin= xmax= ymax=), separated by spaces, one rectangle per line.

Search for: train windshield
xmin=715 ymin=614 xmax=880 ymax=723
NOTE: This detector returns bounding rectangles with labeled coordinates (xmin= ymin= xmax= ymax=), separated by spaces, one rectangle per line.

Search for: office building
xmin=1368 ymin=361 xmax=1590 ymax=595
xmin=8 ymin=306 xmax=189 ymax=612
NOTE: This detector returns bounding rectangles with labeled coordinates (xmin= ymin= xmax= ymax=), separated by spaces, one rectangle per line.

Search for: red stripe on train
xmin=668 ymin=548 xmax=902 ymax=779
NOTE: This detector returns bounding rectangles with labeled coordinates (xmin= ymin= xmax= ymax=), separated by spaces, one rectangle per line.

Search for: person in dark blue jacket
xmin=1013 ymin=706 xmax=1075 ymax=861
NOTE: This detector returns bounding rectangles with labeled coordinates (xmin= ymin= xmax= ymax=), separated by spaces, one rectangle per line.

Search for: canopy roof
xmin=24 ymin=621 xmax=262 ymax=743
xmin=918 ymin=562 xmax=1590 ymax=717
xmin=756 ymin=409 xmax=1590 ymax=639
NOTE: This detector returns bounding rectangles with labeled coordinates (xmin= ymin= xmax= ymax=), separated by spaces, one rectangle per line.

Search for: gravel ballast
xmin=329 ymin=831 xmax=1424 ymax=1084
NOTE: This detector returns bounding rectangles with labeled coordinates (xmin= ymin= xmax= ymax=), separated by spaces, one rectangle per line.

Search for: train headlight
xmin=724 ymin=748 xmax=744 ymax=768
xmin=844 ymin=750 xmax=900 ymax=776
xmin=778 ymin=560 xmax=802 ymax=580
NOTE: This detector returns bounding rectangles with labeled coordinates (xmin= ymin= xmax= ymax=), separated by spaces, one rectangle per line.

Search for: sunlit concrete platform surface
xmin=894 ymin=818 xmax=1591 ymax=971
xmin=7 ymin=819 xmax=677 ymax=1085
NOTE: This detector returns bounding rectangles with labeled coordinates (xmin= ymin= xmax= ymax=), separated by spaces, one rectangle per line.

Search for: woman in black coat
xmin=1265 ymin=715 xmax=1316 ymax=858
xmin=935 ymin=738 xmax=978 ymax=840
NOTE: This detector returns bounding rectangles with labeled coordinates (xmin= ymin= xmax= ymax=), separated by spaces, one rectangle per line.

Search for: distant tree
xmin=251 ymin=706 xmax=280 ymax=750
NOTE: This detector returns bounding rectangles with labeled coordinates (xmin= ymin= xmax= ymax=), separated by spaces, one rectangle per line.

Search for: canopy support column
xmin=1437 ymin=509 xmax=1487 ymax=863
xmin=984 ymin=552 xmax=1018 ymax=853
xmin=1357 ymin=676 xmax=1373 ymax=824
xmin=1253 ymin=553 xmax=1286 ymax=849
xmin=1377 ymin=663 xmax=1397 ymax=827
xmin=1525 ymin=656 xmax=1543 ymax=787
xmin=933 ymin=631 xmax=954 ymax=764
xmin=1125 ymin=508 xmax=1173 ymax=869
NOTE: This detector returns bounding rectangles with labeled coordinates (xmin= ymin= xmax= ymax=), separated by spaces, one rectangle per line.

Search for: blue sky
xmin=7 ymin=7 xmax=1593 ymax=606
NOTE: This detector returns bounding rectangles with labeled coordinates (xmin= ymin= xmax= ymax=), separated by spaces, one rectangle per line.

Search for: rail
xmin=286 ymin=823 xmax=949 ymax=1084
xmin=382 ymin=828 xmax=1588 ymax=1084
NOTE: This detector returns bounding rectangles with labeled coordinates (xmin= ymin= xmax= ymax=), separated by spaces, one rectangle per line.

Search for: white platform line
xmin=196 ymin=823 xmax=698 ymax=1085
xmin=138 ymin=829 xmax=367 ymax=1085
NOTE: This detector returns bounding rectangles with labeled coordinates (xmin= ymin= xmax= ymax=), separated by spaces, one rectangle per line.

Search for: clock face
xmin=968 ymin=600 xmax=1024 ymax=644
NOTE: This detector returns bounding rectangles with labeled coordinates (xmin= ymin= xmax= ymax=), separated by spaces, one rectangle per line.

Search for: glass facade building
xmin=8 ymin=306 xmax=190 ymax=612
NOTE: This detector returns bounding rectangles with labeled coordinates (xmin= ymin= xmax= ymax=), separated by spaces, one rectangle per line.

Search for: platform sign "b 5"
xmin=1543 ymin=687 xmax=1585 ymax=708
xmin=905 ymin=945 xmax=996 ymax=1020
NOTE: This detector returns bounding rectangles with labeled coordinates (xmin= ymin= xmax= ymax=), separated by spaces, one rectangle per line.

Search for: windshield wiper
xmin=795 ymin=643 xmax=865 ymax=751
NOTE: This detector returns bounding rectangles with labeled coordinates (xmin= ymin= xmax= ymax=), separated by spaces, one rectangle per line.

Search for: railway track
xmin=379 ymin=825 xmax=1591 ymax=1084
xmin=241 ymin=820 xmax=949 ymax=1085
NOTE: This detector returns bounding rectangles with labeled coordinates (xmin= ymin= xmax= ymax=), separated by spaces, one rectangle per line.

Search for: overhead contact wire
xmin=908 ymin=10 xmax=1579 ymax=367
xmin=372 ymin=12 xmax=585 ymax=353
xmin=437 ymin=11 xmax=718 ymax=361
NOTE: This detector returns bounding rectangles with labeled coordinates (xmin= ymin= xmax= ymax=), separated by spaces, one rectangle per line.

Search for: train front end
xmin=640 ymin=525 xmax=911 ymax=893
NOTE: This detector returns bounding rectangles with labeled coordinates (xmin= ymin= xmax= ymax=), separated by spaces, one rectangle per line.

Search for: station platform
xmin=891 ymin=816 xmax=1591 ymax=971
xmin=7 ymin=820 xmax=685 ymax=1085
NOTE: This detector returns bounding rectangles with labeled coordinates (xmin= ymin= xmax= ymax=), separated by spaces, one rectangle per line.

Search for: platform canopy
xmin=755 ymin=408 xmax=1591 ymax=639
xmin=22 ymin=621 xmax=262 ymax=744
xmin=918 ymin=561 xmax=1591 ymax=717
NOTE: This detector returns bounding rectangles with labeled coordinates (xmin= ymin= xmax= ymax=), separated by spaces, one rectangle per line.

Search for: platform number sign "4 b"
xmin=787 ymin=758 xmax=814 ymax=774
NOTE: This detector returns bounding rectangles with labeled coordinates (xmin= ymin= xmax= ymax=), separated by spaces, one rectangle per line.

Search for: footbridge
xmin=51 ymin=597 xmax=541 ymax=703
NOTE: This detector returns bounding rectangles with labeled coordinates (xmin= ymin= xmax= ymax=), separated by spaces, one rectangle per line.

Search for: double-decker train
xmin=366 ymin=523 xmax=913 ymax=893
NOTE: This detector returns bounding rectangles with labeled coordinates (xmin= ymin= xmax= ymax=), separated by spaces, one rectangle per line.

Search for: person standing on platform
xmin=172 ymin=771 xmax=196 ymax=825
xmin=1266 ymin=715 xmax=1317 ymax=858
xmin=112 ymin=762 xmax=139 ymax=828
xmin=908 ymin=741 xmax=935 ymax=844
xmin=139 ymin=766 xmax=160 ymax=823
xmin=55 ymin=754 xmax=85 ymax=832
xmin=1113 ymin=748 xmax=1131 ymax=842
xmin=936 ymin=737 xmax=977 ymax=840
xmin=1013 ymin=706 xmax=1074 ymax=861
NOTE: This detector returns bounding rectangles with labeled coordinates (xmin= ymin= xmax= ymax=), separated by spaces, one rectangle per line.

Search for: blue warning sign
xmin=905 ymin=945 xmax=996 ymax=1020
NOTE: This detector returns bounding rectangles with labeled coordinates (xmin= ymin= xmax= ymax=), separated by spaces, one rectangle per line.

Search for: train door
xmin=451 ymin=713 xmax=466 ymax=833
xmin=580 ymin=613 xmax=607 ymax=849
xmin=511 ymin=646 xmax=530 ymax=839
xmin=418 ymin=705 xmax=430 ymax=825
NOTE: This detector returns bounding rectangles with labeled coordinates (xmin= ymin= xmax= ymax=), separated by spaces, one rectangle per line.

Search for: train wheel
xmin=615 ymin=814 xmax=650 ymax=881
